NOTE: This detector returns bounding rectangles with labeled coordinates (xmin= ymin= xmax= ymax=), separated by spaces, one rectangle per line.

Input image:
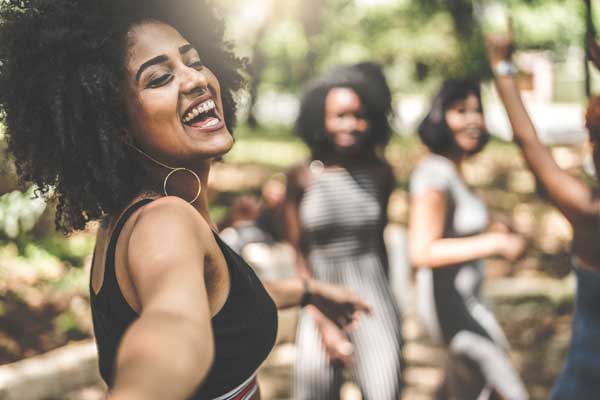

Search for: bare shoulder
xmin=117 ymin=197 xmax=217 ymax=320
xmin=287 ymin=162 xmax=311 ymax=188
xmin=127 ymin=196 xmax=214 ymax=266
xmin=286 ymin=162 xmax=311 ymax=201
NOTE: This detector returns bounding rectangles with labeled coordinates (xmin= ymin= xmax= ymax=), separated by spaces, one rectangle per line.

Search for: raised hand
xmin=485 ymin=17 xmax=515 ymax=66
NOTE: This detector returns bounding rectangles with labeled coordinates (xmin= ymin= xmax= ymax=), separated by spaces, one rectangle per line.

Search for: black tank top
xmin=90 ymin=199 xmax=278 ymax=399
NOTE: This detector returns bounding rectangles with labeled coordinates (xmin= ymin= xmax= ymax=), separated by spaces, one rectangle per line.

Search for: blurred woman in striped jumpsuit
xmin=284 ymin=63 xmax=403 ymax=400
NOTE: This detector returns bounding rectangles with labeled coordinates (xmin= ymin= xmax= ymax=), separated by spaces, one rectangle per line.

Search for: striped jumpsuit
xmin=294 ymin=163 xmax=403 ymax=400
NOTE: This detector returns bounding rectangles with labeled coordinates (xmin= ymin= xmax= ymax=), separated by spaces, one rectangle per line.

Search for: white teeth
xmin=204 ymin=119 xmax=219 ymax=127
xmin=183 ymin=99 xmax=217 ymax=123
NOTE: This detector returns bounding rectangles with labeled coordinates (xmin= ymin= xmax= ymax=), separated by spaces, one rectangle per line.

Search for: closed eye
xmin=188 ymin=61 xmax=204 ymax=70
xmin=147 ymin=74 xmax=174 ymax=88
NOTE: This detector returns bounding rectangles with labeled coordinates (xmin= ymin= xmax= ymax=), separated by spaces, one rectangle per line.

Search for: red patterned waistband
xmin=211 ymin=372 xmax=258 ymax=400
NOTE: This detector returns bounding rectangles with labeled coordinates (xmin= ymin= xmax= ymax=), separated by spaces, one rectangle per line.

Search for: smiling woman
xmin=0 ymin=0 xmax=244 ymax=232
xmin=0 ymin=1 xmax=371 ymax=399
xmin=285 ymin=64 xmax=403 ymax=400
xmin=409 ymin=79 xmax=528 ymax=399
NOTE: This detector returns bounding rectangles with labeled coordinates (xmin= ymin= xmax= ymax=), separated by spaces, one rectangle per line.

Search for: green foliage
xmin=220 ymin=0 xmax=588 ymax=97
xmin=508 ymin=0 xmax=585 ymax=51
xmin=0 ymin=187 xmax=47 ymax=244
xmin=0 ymin=185 xmax=93 ymax=266
xmin=37 ymin=233 xmax=95 ymax=268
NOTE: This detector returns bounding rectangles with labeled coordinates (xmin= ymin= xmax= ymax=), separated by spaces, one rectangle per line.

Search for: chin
xmin=202 ymin=131 xmax=234 ymax=158
xmin=458 ymin=141 xmax=480 ymax=155
xmin=335 ymin=147 xmax=363 ymax=158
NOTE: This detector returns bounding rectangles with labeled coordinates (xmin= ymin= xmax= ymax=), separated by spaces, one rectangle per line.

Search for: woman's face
xmin=124 ymin=21 xmax=233 ymax=168
xmin=324 ymin=87 xmax=369 ymax=155
xmin=445 ymin=94 xmax=485 ymax=155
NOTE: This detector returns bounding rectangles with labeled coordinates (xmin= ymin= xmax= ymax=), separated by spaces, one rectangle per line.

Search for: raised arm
xmin=409 ymin=188 xmax=525 ymax=269
xmin=486 ymin=32 xmax=598 ymax=223
xmin=108 ymin=198 xmax=215 ymax=400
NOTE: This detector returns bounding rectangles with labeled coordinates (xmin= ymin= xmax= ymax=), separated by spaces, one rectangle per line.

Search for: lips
xmin=464 ymin=128 xmax=482 ymax=140
xmin=181 ymin=95 xmax=224 ymax=131
xmin=336 ymin=133 xmax=357 ymax=147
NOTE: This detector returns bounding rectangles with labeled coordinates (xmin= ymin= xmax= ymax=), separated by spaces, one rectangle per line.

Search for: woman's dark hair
xmin=0 ymin=0 xmax=246 ymax=233
xmin=418 ymin=78 xmax=489 ymax=155
xmin=295 ymin=62 xmax=393 ymax=160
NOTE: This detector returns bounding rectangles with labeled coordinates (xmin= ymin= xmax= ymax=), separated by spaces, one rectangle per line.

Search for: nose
xmin=342 ymin=115 xmax=367 ymax=133
xmin=340 ymin=115 xmax=356 ymax=131
xmin=466 ymin=111 xmax=483 ymax=127
xmin=181 ymin=66 xmax=209 ymax=96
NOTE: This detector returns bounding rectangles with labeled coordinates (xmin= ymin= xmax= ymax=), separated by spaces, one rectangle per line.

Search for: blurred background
xmin=0 ymin=0 xmax=598 ymax=399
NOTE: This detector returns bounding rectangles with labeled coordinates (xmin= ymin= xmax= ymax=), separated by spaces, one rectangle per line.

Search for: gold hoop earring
xmin=163 ymin=167 xmax=202 ymax=203
xmin=127 ymin=143 xmax=202 ymax=204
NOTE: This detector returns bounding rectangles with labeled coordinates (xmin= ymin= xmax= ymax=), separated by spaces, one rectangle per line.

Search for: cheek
xmin=356 ymin=119 xmax=369 ymax=132
xmin=139 ymin=90 xmax=178 ymax=118
xmin=127 ymin=93 xmax=180 ymax=145
xmin=445 ymin=113 xmax=463 ymax=133
xmin=324 ymin=115 xmax=338 ymax=134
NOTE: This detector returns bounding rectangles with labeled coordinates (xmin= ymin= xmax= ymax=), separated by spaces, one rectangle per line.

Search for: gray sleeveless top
xmin=410 ymin=155 xmax=490 ymax=303
xmin=410 ymin=154 xmax=489 ymax=238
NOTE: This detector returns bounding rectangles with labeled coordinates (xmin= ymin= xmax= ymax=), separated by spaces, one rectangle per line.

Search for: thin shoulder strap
xmin=104 ymin=198 xmax=154 ymax=290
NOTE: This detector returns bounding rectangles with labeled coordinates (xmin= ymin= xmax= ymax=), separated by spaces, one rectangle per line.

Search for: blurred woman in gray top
xmin=409 ymin=79 xmax=528 ymax=400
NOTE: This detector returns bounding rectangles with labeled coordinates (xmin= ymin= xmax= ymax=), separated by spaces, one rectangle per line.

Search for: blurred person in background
xmin=0 ymin=1 xmax=372 ymax=399
xmin=220 ymin=175 xmax=292 ymax=280
xmin=409 ymin=79 xmax=528 ymax=400
xmin=220 ymin=174 xmax=288 ymax=254
xmin=220 ymin=195 xmax=273 ymax=253
xmin=285 ymin=62 xmax=404 ymax=400
xmin=488 ymin=27 xmax=600 ymax=400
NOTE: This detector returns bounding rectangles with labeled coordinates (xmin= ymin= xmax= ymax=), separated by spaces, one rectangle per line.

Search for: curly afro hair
xmin=295 ymin=62 xmax=393 ymax=160
xmin=418 ymin=78 xmax=489 ymax=155
xmin=0 ymin=0 xmax=246 ymax=233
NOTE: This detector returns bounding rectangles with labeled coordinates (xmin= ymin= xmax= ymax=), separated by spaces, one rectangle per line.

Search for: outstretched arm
xmin=486 ymin=30 xmax=598 ymax=224
xmin=108 ymin=198 xmax=215 ymax=400
xmin=263 ymin=278 xmax=372 ymax=325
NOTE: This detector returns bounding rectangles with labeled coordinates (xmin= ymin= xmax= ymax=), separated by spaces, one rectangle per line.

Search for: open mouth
xmin=466 ymin=128 xmax=481 ymax=139
xmin=182 ymin=99 xmax=221 ymax=129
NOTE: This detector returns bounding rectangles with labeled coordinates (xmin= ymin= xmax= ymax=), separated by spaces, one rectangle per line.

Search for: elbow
xmin=410 ymin=257 xmax=428 ymax=269
xmin=409 ymin=249 xmax=429 ymax=269
xmin=409 ymin=239 xmax=438 ymax=268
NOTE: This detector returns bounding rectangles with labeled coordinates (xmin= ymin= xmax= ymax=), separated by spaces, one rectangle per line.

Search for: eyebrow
xmin=135 ymin=44 xmax=196 ymax=83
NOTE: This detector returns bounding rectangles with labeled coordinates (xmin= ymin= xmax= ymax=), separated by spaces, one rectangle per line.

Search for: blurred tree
xmin=220 ymin=0 xmax=587 ymax=109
